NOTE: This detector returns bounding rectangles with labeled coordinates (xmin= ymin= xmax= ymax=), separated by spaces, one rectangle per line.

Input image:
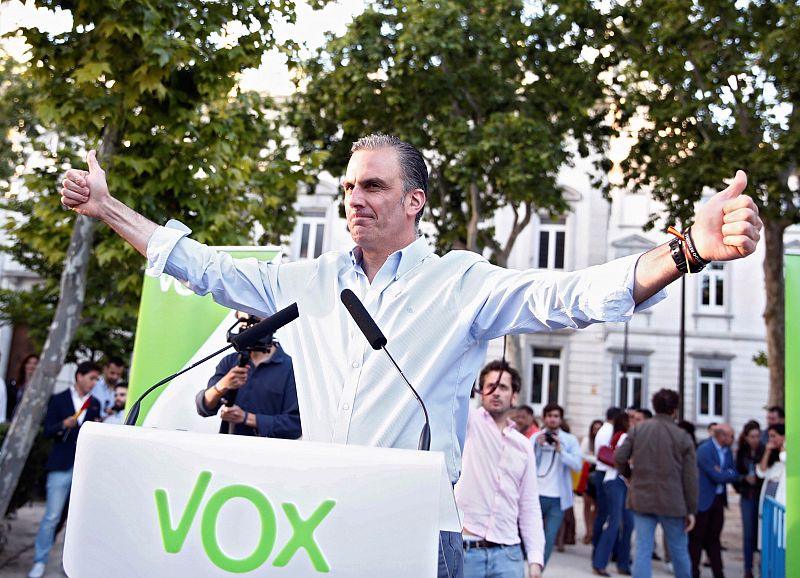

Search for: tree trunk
xmin=762 ymin=217 xmax=786 ymax=408
xmin=0 ymin=214 xmax=96 ymax=519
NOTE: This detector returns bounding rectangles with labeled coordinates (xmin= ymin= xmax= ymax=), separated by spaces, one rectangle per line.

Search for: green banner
xmin=127 ymin=247 xmax=278 ymax=427
xmin=786 ymin=254 xmax=799 ymax=576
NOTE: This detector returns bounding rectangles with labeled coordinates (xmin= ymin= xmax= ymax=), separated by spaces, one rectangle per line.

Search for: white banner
xmin=64 ymin=423 xmax=460 ymax=577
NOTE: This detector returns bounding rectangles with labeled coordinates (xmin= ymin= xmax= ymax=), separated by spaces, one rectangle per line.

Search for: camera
xmin=226 ymin=314 xmax=274 ymax=353
xmin=544 ymin=431 xmax=557 ymax=445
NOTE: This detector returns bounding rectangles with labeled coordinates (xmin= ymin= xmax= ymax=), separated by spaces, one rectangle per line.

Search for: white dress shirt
xmin=148 ymin=220 xmax=665 ymax=482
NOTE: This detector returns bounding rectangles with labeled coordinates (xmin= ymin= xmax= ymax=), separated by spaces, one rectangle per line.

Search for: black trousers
xmin=689 ymin=494 xmax=726 ymax=578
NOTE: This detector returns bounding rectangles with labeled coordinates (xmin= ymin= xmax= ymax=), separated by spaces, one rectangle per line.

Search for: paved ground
xmin=0 ymin=494 xmax=749 ymax=577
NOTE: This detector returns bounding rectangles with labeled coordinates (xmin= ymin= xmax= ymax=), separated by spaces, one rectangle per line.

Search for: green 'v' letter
xmin=272 ymin=500 xmax=336 ymax=572
xmin=155 ymin=470 xmax=212 ymax=553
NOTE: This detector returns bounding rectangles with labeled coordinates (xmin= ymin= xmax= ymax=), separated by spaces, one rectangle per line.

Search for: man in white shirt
xmin=60 ymin=134 xmax=762 ymax=578
xmin=531 ymin=403 xmax=582 ymax=565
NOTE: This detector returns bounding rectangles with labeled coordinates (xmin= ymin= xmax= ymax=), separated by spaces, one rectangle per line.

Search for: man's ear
xmin=406 ymin=188 xmax=426 ymax=217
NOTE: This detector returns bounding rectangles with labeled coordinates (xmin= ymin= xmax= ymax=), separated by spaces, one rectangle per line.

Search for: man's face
xmin=511 ymin=409 xmax=533 ymax=431
xmin=543 ymin=410 xmax=562 ymax=431
xmin=714 ymin=425 xmax=735 ymax=447
xmin=104 ymin=363 xmax=124 ymax=386
xmin=480 ymin=370 xmax=518 ymax=418
xmin=76 ymin=370 xmax=100 ymax=397
xmin=113 ymin=386 xmax=127 ymax=410
xmin=343 ymin=148 xmax=421 ymax=253
xmin=630 ymin=411 xmax=645 ymax=427
xmin=767 ymin=410 xmax=783 ymax=426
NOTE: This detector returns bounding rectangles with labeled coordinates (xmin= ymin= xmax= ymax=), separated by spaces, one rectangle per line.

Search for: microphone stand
xmin=124 ymin=343 xmax=233 ymax=426
xmin=382 ymin=345 xmax=431 ymax=451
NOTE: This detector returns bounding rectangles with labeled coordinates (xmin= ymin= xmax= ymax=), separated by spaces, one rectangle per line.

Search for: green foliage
xmin=607 ymin=0 xmax=800 ymax=229
xmin=0 ymin=1 xmax=309 ymax=360
xmin=289 ymin=0 xmax=613 ymax=262
xmin=0 ymin=424 xmax=53 ymax=514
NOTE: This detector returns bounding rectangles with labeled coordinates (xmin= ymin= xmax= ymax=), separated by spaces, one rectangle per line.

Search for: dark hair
xmin=768 ymin=406 xmax=785 ymax=419
xmin=75 ymin=361 xmax=101 ymax=379
xmin=766 ymin=423 xmax=785 ymax=468
xmin=114 ymin=382 xmax=129 ymax=390
xmin=14 ymin=353 xmax=40 ymax=389
xmin=478 ymin=360 xmax=521 ymax=394
xmin=613 ymin=412 xmax=630 ymax=434
xmin=678 ymin=420 xmax=697 ymax=447
xmin=516 ymin=405 xmax=535 ymax=416
xmin=652 ymin=388 xmax=680 ymax=415
xmin=542 ymin=403 xmax=564 ymax=419
xmin=638 ymin=408 xmax=653 ymax=419
xmin=351 ymin=134 xmax=427 ymax=226
xmin=738 ymin=420 xmax=761 ymax=449
xmin=105 ymin=356 xmax=125 ymax=368
xmin=605 ymin=406 xmax=623 ymax=421
xmin=588 ymin=419 xmax=603 ymax=453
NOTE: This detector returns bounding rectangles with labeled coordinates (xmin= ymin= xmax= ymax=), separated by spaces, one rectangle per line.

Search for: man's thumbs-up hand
xmin=688 ymin=171 xmax=762 ymax=263
xmin=61 ymin=150 xmax=111 ymax=219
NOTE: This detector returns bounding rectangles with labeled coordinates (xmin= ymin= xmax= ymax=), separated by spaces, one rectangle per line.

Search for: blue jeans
xmin=34 ymin=469 xmax=73 ymax=564
xmin=438 ymin=531 xmax=465 ymax=578
xmin=591 ymin=469 xmax=608 ymax=549
xmin=633 ymin=512 xmax=691 ymax=578
xmin=592 ymin=478 xmax=631 ymax=572
xmin=464 ymin=543 xmax=524 ymax=578
xmin=740 ymin=496 xmax=758 ymax=572
xmin=539 ymin=495 xmax=565 ymax=565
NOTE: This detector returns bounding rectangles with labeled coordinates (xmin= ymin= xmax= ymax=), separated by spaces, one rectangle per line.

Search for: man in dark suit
xmin=28 ymin=361 xmax=102 ymax=578
xmin=689 ymin=423 xmax=740 ymax=578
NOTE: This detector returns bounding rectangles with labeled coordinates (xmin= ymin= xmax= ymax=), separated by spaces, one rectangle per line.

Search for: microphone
xmin=340 ymin=289 xmax=431 ymax=451
xmin=125 ymin=303 xmax=299 ymax=427
xmin=230 ymin=303 xmax=299 ymax=352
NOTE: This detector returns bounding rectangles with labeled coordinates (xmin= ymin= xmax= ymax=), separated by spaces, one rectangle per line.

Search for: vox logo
xmin=154 ymin=471 xmax=336 ymax=573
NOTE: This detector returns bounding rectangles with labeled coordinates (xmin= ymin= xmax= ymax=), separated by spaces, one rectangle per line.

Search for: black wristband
xmin=684 ymin=227 xmax=709 ymax=271
xmin=670 ymin=237 xmax=688 ymax=274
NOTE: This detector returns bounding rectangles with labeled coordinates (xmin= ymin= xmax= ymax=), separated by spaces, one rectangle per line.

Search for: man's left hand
xmin=220 ymin=405 xmax=245 ymax=424
xmin=529 ymin=562 xmax=543 ymax=578
xmin=690 ymin=171 xmax=762 ymax=262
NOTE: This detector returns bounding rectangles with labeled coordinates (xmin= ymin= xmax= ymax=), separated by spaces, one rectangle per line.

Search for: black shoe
xmin=652 ymin=552 xmax=662 ymax=561
xmin=592 ymin=569 xmax=611 ymax=577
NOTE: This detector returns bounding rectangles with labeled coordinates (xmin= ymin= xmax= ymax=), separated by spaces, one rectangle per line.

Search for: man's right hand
xmin=218 ymin=366 xmax=248 ymax=391
xmin=61 ymin=150 xmax=111 ymax=220
xmin=684 ymin=514 xmax=695 ymax=533
xmin=62 ymin=416 xmax=78 ymax=429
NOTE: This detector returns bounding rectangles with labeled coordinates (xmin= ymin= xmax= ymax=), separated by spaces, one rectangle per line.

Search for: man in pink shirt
xmin=455 ymin=360 xmax=545 ymax=578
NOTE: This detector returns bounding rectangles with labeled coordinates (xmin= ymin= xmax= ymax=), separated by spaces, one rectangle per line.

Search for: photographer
xmin=531 ymin=403 xmax=582 ymax=566
xmin=195 ymin=313 xmax=301 ymax=438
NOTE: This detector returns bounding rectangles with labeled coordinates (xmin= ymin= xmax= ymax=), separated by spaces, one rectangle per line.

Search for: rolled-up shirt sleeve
xmin=519 ymin=443 xmax=545 ymax=567
xmin=146 ymin=220 xmax=192 ymax=277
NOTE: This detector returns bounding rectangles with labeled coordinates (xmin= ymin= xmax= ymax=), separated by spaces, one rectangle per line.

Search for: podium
xmin=63 ymin=423 xmax=460 ymax=577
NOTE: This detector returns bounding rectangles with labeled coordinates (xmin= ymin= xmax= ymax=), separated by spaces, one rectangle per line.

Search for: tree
xmin=606 ymin=0 xmax=799 ymax=407
xmin=290 ymin=0 xmax=613 ymax=265
xmin=0 ymin=0 xmax=307 ymax=525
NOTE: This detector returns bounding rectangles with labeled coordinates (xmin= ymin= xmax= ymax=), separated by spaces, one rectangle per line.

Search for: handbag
xmin=597 ymin=431 xmax=624 ymax=467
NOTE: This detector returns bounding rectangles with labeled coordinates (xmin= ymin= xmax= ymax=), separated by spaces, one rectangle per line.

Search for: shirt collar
xmin=711 ymin=437 xmax=724 ymax=453
xmin=70 ymin=384 xmax=90 ymax=404
xmin=477 ymin=405 xmax=517 ymax=433
xmin=349 ymin=235 xmax=433 ymax=281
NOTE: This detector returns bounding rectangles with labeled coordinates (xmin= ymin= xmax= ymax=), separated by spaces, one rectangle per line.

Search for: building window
xmin=536 ymin=218 xmax=566 ymax=270
xmin=698 ymin=262 xmax=725 ymax=312
xmin=697 ymin=368 xmax=726 ymax=424
xmin=616 ymin=363 xmax=644 ymax=409
xmin=295 ymin=211 xmax=326 ymax=260
xmin=531 ymin=347 xmax=561 ymax=410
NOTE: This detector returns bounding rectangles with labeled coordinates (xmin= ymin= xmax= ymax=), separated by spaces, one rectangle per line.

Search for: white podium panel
xmin=64 ymin=423 xmax=459 ymax=578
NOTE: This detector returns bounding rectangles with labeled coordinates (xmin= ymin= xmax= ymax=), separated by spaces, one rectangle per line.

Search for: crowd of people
xmin=455 ymin=358 xmax=787 ymax=578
